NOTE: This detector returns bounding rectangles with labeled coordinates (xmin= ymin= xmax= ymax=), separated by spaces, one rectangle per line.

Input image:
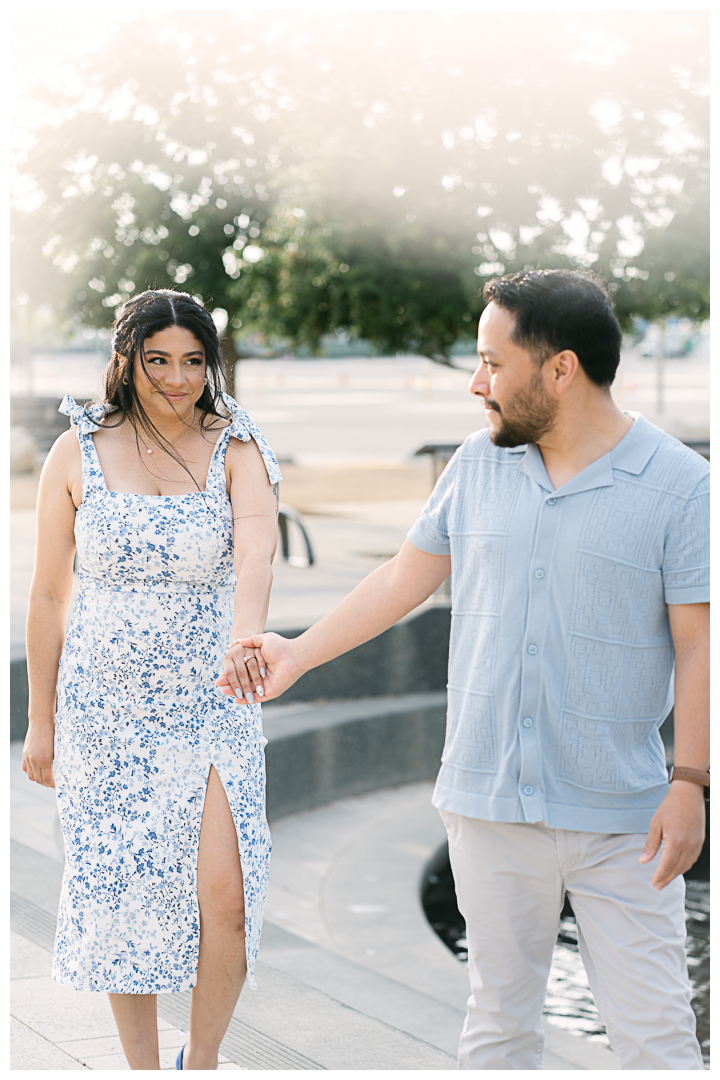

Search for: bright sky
xmin=10 ymin=11 xmax=119 ymax=87
xmin=10 ymin=12 xmax=129 ymax=148
xmin=10 ymin=0 xmax=711 ymax=127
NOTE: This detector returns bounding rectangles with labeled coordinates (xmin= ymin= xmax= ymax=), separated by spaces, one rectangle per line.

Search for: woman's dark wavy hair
xmin=483 ymin=269 xmax=622 ymax=387
xmin=95 ymin=289 xmax=229 ymax=484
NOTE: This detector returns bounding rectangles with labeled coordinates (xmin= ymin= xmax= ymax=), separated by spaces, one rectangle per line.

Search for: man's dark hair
xmin=483 ymin=270 xmax=622 ymax=387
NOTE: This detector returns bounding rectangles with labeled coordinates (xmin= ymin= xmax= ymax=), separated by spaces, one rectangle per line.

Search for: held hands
xmin=215 ymin=633 xmax=305 ymax=704
xmin=639 ymin=780 xmax=706 ymax=889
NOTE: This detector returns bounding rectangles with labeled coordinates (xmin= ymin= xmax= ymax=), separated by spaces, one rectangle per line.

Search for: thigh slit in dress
xmin=51 ymin=393 xmax=282 ymax=994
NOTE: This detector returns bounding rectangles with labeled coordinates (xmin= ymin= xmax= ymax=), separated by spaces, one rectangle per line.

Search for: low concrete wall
xmin=268 ymin=604 xmax=451 ymax=703
xmin=10 ymin=659 xmax=29 ymax=743
xmin=262 ymin=692 xmax=448 ymax=821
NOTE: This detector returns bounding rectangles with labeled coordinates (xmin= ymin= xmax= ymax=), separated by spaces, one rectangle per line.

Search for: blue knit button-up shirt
xmin=407 ymin=415 xmax=709 ymax=833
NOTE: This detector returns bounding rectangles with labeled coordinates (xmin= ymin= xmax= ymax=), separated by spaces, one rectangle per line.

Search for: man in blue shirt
xmin=221 ymin=270 xmax=708 ymax=1069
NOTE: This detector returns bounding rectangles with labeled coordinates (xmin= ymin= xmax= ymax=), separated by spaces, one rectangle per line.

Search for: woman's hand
xmin=216 ymin=633 xmax=305 ymax=703
xmin=22 ymin=724 xmax=56 ymax=788
xmin=221 ymin=642 xmax=268 ymax=705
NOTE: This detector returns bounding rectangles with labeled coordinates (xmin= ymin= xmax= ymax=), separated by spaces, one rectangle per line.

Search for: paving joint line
xmin=11 ymin=892 xmax=322 ymax=1071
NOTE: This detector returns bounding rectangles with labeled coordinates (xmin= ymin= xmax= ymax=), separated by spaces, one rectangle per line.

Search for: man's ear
xmin=548 ymin=349 xmax=580 ymax=395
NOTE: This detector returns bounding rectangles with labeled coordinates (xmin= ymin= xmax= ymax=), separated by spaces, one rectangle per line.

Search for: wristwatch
xmin=668 ymin=766 xmax=710 ymax=789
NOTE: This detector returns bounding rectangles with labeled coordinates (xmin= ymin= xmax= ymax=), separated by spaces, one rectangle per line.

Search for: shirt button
xmin=522 ymin=716 xmax=533 ymax=728
xmin=534 ymin=569 xmax=545 ymax=579
xmin=547 ymin=497 xmax=557 ymax=506
xmin=527 ymin=644 xmax=538 ymax=655
xmin=523 ymin=785 xmax=534 ymax=796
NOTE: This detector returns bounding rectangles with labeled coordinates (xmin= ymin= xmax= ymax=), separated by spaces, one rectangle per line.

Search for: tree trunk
xmin=221 ymin=330 xmax=239 ymax=399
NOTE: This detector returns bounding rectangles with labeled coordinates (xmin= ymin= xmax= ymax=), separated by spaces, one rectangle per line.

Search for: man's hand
xmin=216 ymin=633 xmax=305 ymax=703
xmin=639 ymin=781 xmax=706 ymax=889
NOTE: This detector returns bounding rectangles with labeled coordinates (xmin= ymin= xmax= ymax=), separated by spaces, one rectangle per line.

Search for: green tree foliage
xmin=11 ymin=10 xmax=709 ymax=371
xmin=611 ymin=200 xmax=710 ymax=325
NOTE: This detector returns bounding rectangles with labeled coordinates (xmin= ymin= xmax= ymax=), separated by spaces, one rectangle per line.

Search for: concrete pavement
xmin=234 ymin=352 xmax=709 ymax=464
xmin=11 ymin=743 xmax=620 ymax=1070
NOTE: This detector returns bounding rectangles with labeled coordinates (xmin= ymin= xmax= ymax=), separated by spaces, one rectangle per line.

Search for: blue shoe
xmin=176 ymin=1044 xmax=186 ymax=1070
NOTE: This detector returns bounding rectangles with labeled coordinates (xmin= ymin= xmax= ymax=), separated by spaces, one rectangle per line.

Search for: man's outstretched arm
xmin=217 ymin=540 xmax=451 ymax=703
xmin=640 ymin=602 xmax=709 ymax=889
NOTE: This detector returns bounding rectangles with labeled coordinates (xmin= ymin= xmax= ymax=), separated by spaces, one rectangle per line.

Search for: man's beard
xmin=485 ymin=370 xmax=559 ymax=448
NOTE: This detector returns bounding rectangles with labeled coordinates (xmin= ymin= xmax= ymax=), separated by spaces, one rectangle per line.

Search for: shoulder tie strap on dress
xmin=59 ymin=395 xmax=117 ymax=500
xmin=220 ymin=392 xmax=283 ymax=485
xmin=60 ymin=394 xmax=117 ymax=435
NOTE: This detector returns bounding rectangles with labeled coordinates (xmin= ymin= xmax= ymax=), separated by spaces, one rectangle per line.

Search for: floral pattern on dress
xmin=51 ymin=394 xmax=281 ymax=994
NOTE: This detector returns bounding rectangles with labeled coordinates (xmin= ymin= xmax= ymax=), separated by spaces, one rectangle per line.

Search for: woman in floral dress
xmin=22 ymin=290 xmax=281 ymax=1070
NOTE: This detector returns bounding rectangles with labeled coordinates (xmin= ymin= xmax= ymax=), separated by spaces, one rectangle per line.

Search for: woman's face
xmin=132 ymin=325 xmax=207 ymax=419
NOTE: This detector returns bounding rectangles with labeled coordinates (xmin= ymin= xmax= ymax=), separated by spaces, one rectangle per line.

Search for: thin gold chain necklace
xmin=142 ymin=410 xmax=200 ymax=455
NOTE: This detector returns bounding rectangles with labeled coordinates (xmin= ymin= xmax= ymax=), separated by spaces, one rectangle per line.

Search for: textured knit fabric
xmin=407 ymin=414 xmax=709 ymax=832
xmin=52 ymin=393 xmax=281 ymax=994
xmin=441 ymin=812 xmax=703 ymax=1070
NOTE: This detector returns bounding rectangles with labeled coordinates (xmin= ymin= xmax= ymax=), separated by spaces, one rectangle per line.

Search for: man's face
xmin=469 ymin=301 xmax=558 ymax=447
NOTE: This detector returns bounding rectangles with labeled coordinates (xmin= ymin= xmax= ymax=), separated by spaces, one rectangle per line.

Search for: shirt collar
xmin=608 ymin=413 xmax=665 ymax=474
xmin=512 ymin=413 xmax=661 ymax=497
xmin=513 ymin=443 xmax=553 ymax=492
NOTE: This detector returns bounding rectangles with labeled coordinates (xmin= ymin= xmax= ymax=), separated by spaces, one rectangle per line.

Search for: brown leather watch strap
xmin=669 ymin=766 xmax=710 ymax=788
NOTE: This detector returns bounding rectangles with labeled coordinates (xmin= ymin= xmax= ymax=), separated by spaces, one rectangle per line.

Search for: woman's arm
xmin=22 ymin=430 xmax=82 ymax=788
xmin=222 ymin=436 xmax=279 ymax=703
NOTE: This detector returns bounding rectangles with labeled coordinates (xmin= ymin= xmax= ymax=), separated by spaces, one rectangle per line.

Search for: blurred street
xmin=237 ymin=351 xmax=710 ymax=462
xmin=10 ymin=347 xmax=710 ymax=464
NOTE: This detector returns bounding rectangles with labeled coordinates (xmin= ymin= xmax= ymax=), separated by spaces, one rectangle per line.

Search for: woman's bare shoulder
xmin=224 ymin=432 xmax=276 ymax=496
xmin=38 ymin=429 xmax=82 ymax=503
xmin=47 ymin=428 xmax=81 ymax=464
xmin=225 ymin=430 xmax=264 ymax=460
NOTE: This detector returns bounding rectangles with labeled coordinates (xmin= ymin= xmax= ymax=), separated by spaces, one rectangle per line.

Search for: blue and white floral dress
xmin=51 ymin=392 xmax=281 ymax=994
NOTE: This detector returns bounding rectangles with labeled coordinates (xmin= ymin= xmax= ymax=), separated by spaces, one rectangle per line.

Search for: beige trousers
xmin=440 ymin=812 xmax=703 ymax=1070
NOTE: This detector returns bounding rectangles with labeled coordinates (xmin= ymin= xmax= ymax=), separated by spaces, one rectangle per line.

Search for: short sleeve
xmin=662 ymin=477 xmax=709 ymax=604
xmin=407 ymin=448 xmax=462 ymax=555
